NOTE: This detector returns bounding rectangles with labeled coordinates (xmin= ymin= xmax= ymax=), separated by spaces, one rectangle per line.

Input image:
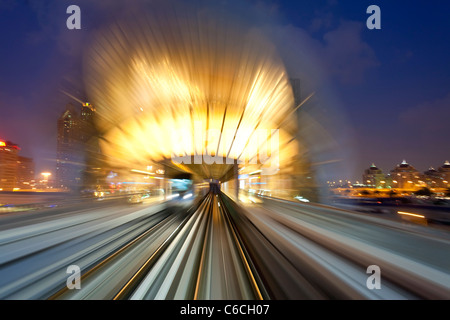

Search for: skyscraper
xmin=79 ymin=102 xmax=96 ymax=143
xmin=363 ymin=163 xmax=385 ymax=188
xmin=390 ymin=160 xmax=421 ymax=189
xmin=438 ymin=160 xmax=450 ymax=187
xmin=0 ymin=140 xmax=20 ymax=191
xmin=56 ymin=102 xmax=96 ymax=190
xmin=0 ymin=140 xmax=35 ymax=191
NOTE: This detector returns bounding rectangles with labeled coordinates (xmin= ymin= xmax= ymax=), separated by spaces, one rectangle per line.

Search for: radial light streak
xmin=83 ymin=6 xmax=300 ymax=176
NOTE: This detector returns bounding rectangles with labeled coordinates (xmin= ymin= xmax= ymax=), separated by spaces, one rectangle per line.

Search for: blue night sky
xmin=0 ymin=0 xmax=449 ymax=181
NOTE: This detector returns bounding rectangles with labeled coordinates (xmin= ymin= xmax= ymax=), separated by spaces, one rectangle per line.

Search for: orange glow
xmin=85 ymin=13 xmax=300 ymax=176
xmin=0 ymin=141 xmax=5 ymax=147
xmin=398 ymin=211 xmax=426 ymax=219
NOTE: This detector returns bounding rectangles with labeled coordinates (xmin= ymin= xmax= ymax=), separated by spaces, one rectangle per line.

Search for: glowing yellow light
xmin=85 ymin=11 xmax=299 ymax=177
xmin=131 ymin=169 xmax=154 ymax=175
xmin=397 ymin=211 xmax=425 ymax=219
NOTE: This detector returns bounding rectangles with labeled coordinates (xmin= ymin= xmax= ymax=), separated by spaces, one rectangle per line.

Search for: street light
xmin=41 ymin=172 xmax=52 ymax=180
xmin=41 ymin=172 xmax=52 ymax=189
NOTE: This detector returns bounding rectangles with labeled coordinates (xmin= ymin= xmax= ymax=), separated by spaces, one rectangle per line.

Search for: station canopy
xmin=84 ymin=10 xmax=300 ymax=180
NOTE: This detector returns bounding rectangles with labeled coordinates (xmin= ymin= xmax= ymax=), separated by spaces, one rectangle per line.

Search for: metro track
xmin=231 ymin=195 xmax=450 ymax=299
xmin=0 ymin=200 xmax=171 ymax=299
xmin=48 ymin=191 xmax=450 ymax=300
xmin=47 ymin=192 xmax=265 ymax=300
xmin=48 ymin=206 xmax=188 ymax=300
xmin=116 ymin=192 xmax=266 ymax=300
xmin=2 ymin=191 xmax=448 ymax=300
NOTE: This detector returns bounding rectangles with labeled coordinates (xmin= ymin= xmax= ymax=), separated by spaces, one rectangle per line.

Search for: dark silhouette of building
xmin=56 ymin=102 xmax=96 ymax=190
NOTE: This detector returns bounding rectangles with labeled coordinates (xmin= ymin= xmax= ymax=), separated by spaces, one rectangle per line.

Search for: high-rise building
xmin=56 ymin=103 xmax=80 ymax=189
xmin=390 ymin=160 xmax=421 ymax=189
xmin=0 ymin=140 xmax=35 ymax=191
xmin=79 ymin=102 xmax=96 ymax=143
xmin=17 ymin=156 xmax=35 ymax=189
xmin=423 ymin=167 xmax=442 ymax=188
xmin=438 ymin=160 xmax=450 ymax=188
xmin=363 ymin=163 xmax=385 ymax=188
xmin=56 ymin=102 xmax=97 ymax=190
xmin=0 ymin=140 xmax=20 ymax=191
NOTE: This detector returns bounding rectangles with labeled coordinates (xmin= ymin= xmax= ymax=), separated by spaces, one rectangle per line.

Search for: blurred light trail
xmin=131 ymin=169 xmax=155 ymax=175
xmin=398 ymin=211 xmax=426 ymax=219
xmin=83 ymin=7 xmax=301 ymax=179
xmin=60 ymin=90 xmax=85 ymax=106
xmin=0 ymin=195 xmax=168 ymax=299
xmin=0 ymin=190 xmax=448 ymax=300
xmin=1 ymin=2 xmax=445 ymax=303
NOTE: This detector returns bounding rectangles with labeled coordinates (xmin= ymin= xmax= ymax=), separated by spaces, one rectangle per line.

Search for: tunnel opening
xmin=209 ymin=181 xmax=221 ymax=194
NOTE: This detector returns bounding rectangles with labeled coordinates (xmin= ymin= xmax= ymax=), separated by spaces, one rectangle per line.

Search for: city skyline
xmin=1 ymin=1 xmax=450 ymax=183
xmin=2 ymin=99 xmax=448 ymax=185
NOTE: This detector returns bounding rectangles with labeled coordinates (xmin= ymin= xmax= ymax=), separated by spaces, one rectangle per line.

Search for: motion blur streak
xmin=235 ymin=195 xmax=449 ymax=299
xmin=0 ymin=1 xmax=448 ymax=301
xmin=85 ymin=5 xmax=299 ymax=175
xmin=1 ymin=191 xmax=448 ymax=300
